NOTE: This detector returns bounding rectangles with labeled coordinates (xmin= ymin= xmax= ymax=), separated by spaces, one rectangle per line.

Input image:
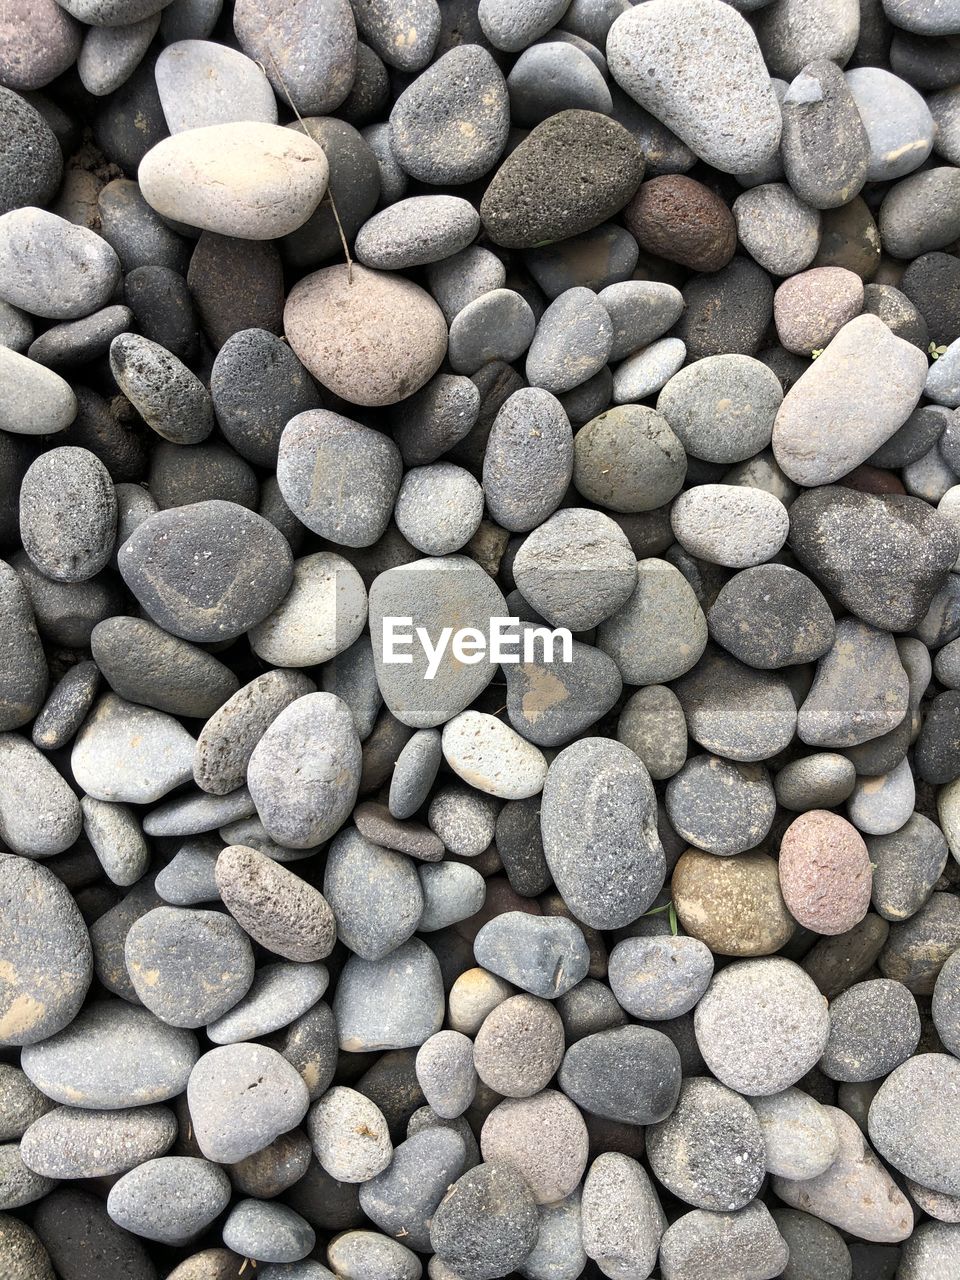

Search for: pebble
xmin=249 ymin=552 xmax=367 ymax=667
xmin=441 ymin=711 xmax=547 ymax=800
xmin=415 ymin=1031 xmax=476 ymax=1118
xmin=708 ymin=564 xmax=834 ymax=669
xmin=448 ymin=289 xmax=536 ymax=375
xmin=394 ymin=464 xmax=483 ymax=556
xmin=665 ymin=754 xmax=776 ymax=856
xmin=323 ymin=826 xmax=423 ymax=960
xmin=91 ymin=616 xmax=239 ymax=718
xmin=483 ymin=387 xmax=573 ymax=532
xmin=474 ymin=912 xmax=590 ymax=999
xmin=0 ymin=89 xmax=62 ymax=216
xmin=430 ymin=1162 xmax=539 ymax=1280
xmin=657 ymin=354 xmax=782 ymax=465
xmin=19 ymin=1105 xmax=176 ymax=1180
xmin=216 ymin=844 xmax=337 ymax=961
xmin=624 ymin=174 xmax=735 ymax=272
xmin=617 ymin=686 xmax=688 ymax=781
xmin=356 ymin=196 xmax=479 ymax=270
xmin=694 ymin=958 xmax=830 ymax=1096
xmin=773 ymin=266 xmax=864 ymax=357
xmin=607 ymin=0 xmax=782 ymax=174
xmin=223 ymin=1200 xmax=314 ymax=1264
xmin=781 ymin=59 xmax=869 ymax=209
xmin=658 ymin=1201 xmax=789 ymax=1280
xmin=81 ymin=797 xmax=148 ymax=887
xmin=672 ymin=849 xmax=795 ymax=958
xmin=389 ymin=45 xmax=509 ymax=184
xmin=526 ymin=287 xmax=612 ymax=394
xmin=21 ymin=999 xmax=199 ymax=1109
xmin=71 ymin=693 xmax=196 ymax=804
xmin=509 ymin=42 xmax=611 ymax=124
xmin=0 ymin=0 xmax=81 ymax=92
xmin=671 ymin=484 xmax=789 ymax=568
xmin=233 ymin=0 xmax=355 ymax=116
xmin=284 ymin=265 xmax=447 ymax=407
xmin=479 ymin=110 xmax=644 ymax=248
xmin=868 ymin=1054 xmax=960 ymax=1195
xmin=77 ymin=15 xmax=161 ymax=97
xmin=612 ymin=336 xmax=687 ymax=404
xmin=878 ymin=892 xmax=960 ymax=994
xmin=109 ymin=332 xmax=213 ymax=445
xmin=154 ymin=39 xmax=276 ymax=134
xmin=0 ymin=207 xmax=121 ymax=321
xmin=734 ymin=183 xmax=821 ymax=277
xmin=845 ymin=66 xmax=935 ymax=181
xmin=674 ymin=647 xmax=797 ymax=763
xmin=558 ymin=1025 xmax=681 ymax=1125
xmin=778 ymin=810 xmax=873 ymax=936
xmin=608 ymin=935 xmax=714 ymax=1021
xmin=334 ymin=938 xmax=445 ymax=1050
xmin=107 ymin=1156 xmax=232 ymax=1245
xmin=597 ymin=557 xmax=707 ymax=684
xmin=188 ymin=1042 xmax=310 ymax=1163
xmin=847 ymin=757 xmax=916 ymax=836
xmin=821 ymin=978 xmax=920 ymax=1083
xmin=750 ymin=1088 xmax=840 ymax=1181
xmin=419 ymin=861 xmax=486 ymax=930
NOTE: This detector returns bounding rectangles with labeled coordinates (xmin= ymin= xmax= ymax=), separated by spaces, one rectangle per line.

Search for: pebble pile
xmin=3 ymin=0 xmax=960 ymax=1278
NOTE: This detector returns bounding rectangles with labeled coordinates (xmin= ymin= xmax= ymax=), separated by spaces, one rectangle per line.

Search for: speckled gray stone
xmin=775 ymin=753 xmax=857 ymax=812
xmin=473 ymin=993 xmax=563 ymax=1099
xmin=597 ymin=557 xmax=707 ymax=685
xmin=821 ymin=979 xmax=920 ymax=1084
xmin=448 ymin=288 xmax=536 ymax=374
xmin=798 ymin=618 xmax=909 ymax=749
xmin=107 ymin=1156 xmax=231 ymax=1246
xmin=666 ymin=755 xmax=775 ymax=857
xmin=80 ymin=797 xmax=149 ymax=887
xmin=0 ymin=1067 xmax=52 ymax=1143
xmin=617 ymin=686 xmax=688 ymax=782
xmin=19 ymin=1104 xmax=176 ymax=1181
xmin=482 ymin=388 xmax=573 ymax=533
xmin=657 ymin=354 xmax=782 ymax=465
xmin=394 ymin=463 xmax=483 ymax=556
xmin=0 ymin=207 xmax=121 ymax=320
xmin=222 ymin=1199 xmax=314 ymax=1264
xmin=323 ymin=827 xmax=422 ymax=960
xmin=308 ymin=1086 xmax=393 ymax=1183
xmin=473 ymin=912 xmax=589 ymax=999
xmin=526 ymin=288 xmax=613 ymax=395
xmin=503 ymin=630 xmax=622 ymax=749
xmin=846 ymin=66 xmax=935 ymax=181
xmin=360 ymin=1128 xmax=466 ymax=1252
xmin=109 ymin=332 xmax=213 ymax=445
xmin=356 ymin=195 xmax=479 ymax=270
xmin=658 ymin=1201 xmax=789 ymax=1280
xmin=71 ymin=693 xmax=196 ymax=804
xmin=734 ymin=183 xmax=821 ymax=276
xmin=430 ymin=1162 xmax=540 ymax=1280
xmin=0 ymin=347 xmax=77 ymax=436
xmin=21 ymin=1000 xmax=199 ymax=1109
xmin=673 ymin=647 xmax=797 ymax=763
xmin=581 ymin=1154 xmax=662 ymax=1280
xmin=480 ymin=1090 xmax=588 ymax=1206
xmin=419 ymin=861 xmax=486 ymax=931
xmin=707 ymin=564 xmax=835 ymax=669
xmin=750 ymin=1088 xmax=840 ymax=1181
xmin=574 ymin=405 xmax=686 ymax=513
xmin=391 ymin=374 xmax=480 ymax=468
xmin=508 ymin=42 xmax=612 ymax=125
xmin=334 ymin=938 xmax=445 ymax=1051
xmin=612 ymin=337 xmax=687 ymax=404
xmin=92 ymin=616 xmax=239 ymax=718
xmin=155 ymin=39 xmax=276 ymax=134
xmin=780 ymin=59 xmax=868 ymax=209
xmin=188 ymin=1042 xmax=309 ymax=1164
xmin=609 ymin=936 xmax=714 ymax=1021
xmin=598 ymin=280 xmax=683 ymax=362
xmin=672 ymin=484 xmax=789 ymax=569
xmin=414 ymin=1031 xmax=476 ymax=1120
xmin=389 ymin=729 xmax=443 ymax=820
xmin=216 ymin=844 xmax=336 ymax=961
xmin=0 ymin=733 xmax=81 ymax=857
xmin=868 ymin=1054 xmax=960 ymax=1195
xmin=558 ymin=1025 xmax=681 ymax=1125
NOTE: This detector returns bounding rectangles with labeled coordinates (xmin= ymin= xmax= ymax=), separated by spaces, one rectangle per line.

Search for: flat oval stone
xmin=284 ymin=264 xmax=447 ymax=406
xmin=541 ymin=737 xmax=665 ymax=930
xmin=778 ymin=810 xmax=873 ymax=936
xmin=694 ymin=958 xmax=829 ymax=1096
xmin=483 ymin=388 xmax=573 ymax=533
xmin=609 ymin=936 xmax=714 ymax=1021
xmin=707 ymin=564 xmax=835 ymax=669
xmin=479 ymin=109 xmax=644 ymax=249
xmin=0 ymin=856 xmax=91 ymax=1047
xmin=447 ymin=288 xmax=536 ymax=374
xmin=0 ymin=347 xmax=77 ymax=436
xmin=0 ymin=207 xmax=120 ymax=320
xmin=657 ymin=354 xmax=782 ymax=464
xmin=612 ymin=337 xmax=687 ymax=404
xmin=659 ymin=1201 xmax=788 ymax=1280
xmin=0 ymin=0 xmax=81 ymax=92
xmin=671 ymin=484 xmax=789 ymax=568
xmin=334 ymin=938 xmax=445 ymax=1050
xmin=207 ymin=962 xmax=327 ymax=1045
xmin=389 ymin=45 xmax=509 ymax=184
xmin=797 ymin=618 xmax=909 ymax=748
xmin=582 ymin=1154 xmax=663 ymax=1280
xmin=869 ymin=1054 xmax=960 ymax=1196
xmin=308 ymin=1086 xmax=392 ymax=1184
xmin=20 ymin=1105 xmax=177 ymax=1179
xmin=188 ymin=1042 xmax=309 ymax=1164
xmin=597 ymin=558 xmax=707 ymax=685
xmin=0 ymin=733 xmax=82 ymax=857
xmin=845 ymin=66 xmax=935 ymax=181
xmin=441 ymin=711 xmax=547 ymax=800
xmin=91 ymin=617 xmax=237 ymax=720
xmin=666 ymin=755 xmax=775 ymax=857
xmin=234 ymin=0 xmax=356 ymax=117
xmin=107 ymin=1156 xmax=231 ymax=1247
xmin=360 ymin=1127 xmax=466 ymax=1250
xmin=247 ymin=693 xmax=360 ymax=850
xmin=773 ymin=315 xmax=927 ymax=485
xmin=369 ymin=557 xmax=507 ymax=728
xmin=323 ymin=827 xmax=422 ymax=960
xmin=574 ymin=405 xmax=686 ymax=513
xmin=607 ymin=0 xmax=782 ymax=174
xmin=155 ymin=39 xmax=277 ymax=133
xmin=109 ymin=332 xmax=213 ymax=445
xmin=21 ymin=1000 xmax=199 ymax=1109
xmin=821 ymin=978 xmax=920 ymax=1082
xmin=480 ymin=1091 xmax=588 ymax=1206
xmin=216 ymin=844 xmax=336 ymax=961
xmin=599 ymin=280 xmax=684 ymax=362
xmin=77 ymin=15 xmax=160 ymax=96
xmin=474 ymin=912 xmax=590 ymax=999
xmin=71 ymin=693 xmax=196 ymax=804
xmin=249 ymin=552 xmax=366 ymax=667
xmin=355 ymin=195 xmax=479 ymax=270
xmin=478 ymin=0 xmax=569 ymax=50
xmin=139 ymin=123 xmax=328 ymax=239
xmin=672 ymin=849 xmax=795 ymax=958
xmin=558 ymin=1025 xmax=681 ymax=1125
xmin=222 ymin=1199 xmax=314 ymax=1264
xmin=673 ymin=648 xmax=797 ymax=763
xmin=776 ymin=753 xmax=857 ymax=811
xmin=526 ymin=287 xmax=613 ymax=394
xmin=625 ymin=174 xmax=736 ymax=273
xmin=119 ymin=500 xmax=294 ymax=642
xmin=617 ymin=685 xmax=688 ymax=782
xmin=750 ymin=1088 xmax=840 ymax=1181
xmin=0 ymin=562 xmax=46 ymax=735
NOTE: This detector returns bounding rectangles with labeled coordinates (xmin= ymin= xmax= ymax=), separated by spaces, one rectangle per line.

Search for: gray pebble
xmin=426 ymin=247 xmax=507 ymax=325
xmin=659 ymin=1201 xmax=789 ymax=1280
xmin=617 ymin=685 xmax=687 ymax=781
xmin=323 ymin=827 xmax=422 ymax=960
xmin=188 ymin=1042 xmax=309 ymax=1163
xmin=674 ymin=647 xmax=797 ymax=763
xmin=0 ymin=1212 xmax=55 ymax=1280
xmin=707 ymin=564 xmax=835 ymax=668
xmin=328 ymin=1230 xmax=421 ymax=1280
xmin=143 ymin=787 xmax=256 ymax=838
xmin=0 ymin=1066 xmax=53 ymax=1142
xmin=19 ymin=447 xmax=116 ymax=583
xmin=308 ymin=1086 xmax=392 ymax=1183
xmin=750 ymin=1088 xmax=841 ymax=1181
xmin=81 ymin=797 xmax=149 ymax=887
xmin=658 ymin=354 xmax=782 ymax=464
xmin=775 ymin=753 xmax=857 ymax=812
xmin=92 ymin=616 xmax=238 ymax=718
xmin=609 ymin=936 xmax=714 ymax=1020
xmin=353 ymin=800 xmax=444 ymax=862
xmin=27 ymin=305 xmax=133 ymax=369
xmin=798 ymin=618 xmax=909 ymax=749
xmin=480 ymin=1090 xmax=588 ymax=1206
xmin=155 ymin=39 xmax=276 ymax=133
xmin=503 ymin=629 xmax=622 ymax=748
xmin=334 ymin=938 xmax=445 ymax=1051
xmin=448 ymin=288 xmax=536 ymax=375
xmin=394 ymin=463 xmax=483 ymax=555
xmin=216 ymin=844 xmax=336 ymax=961
xmin=391 ymin=374 xmax=481 ymax=467
xmin=428 ymin=784 xmax=499 ymax=856
xmin=582 ymin=1154 xmax=663 ymax=1280
xmin=356 ymin=195 xmax=479 ymax=270
xmin=598 ymin=279 xmax=683 ymax=362
xmin=389 ymin=728 xmax=442 ymax=820
xmin=0 ymin=87 xmax=62 ymax=215
xmin=108 ymin=1155 xmax=231 ymax=1246
xmin=478 ymin=0 xmax=570 ymax=50
xmin=360 ymin=1128 xmax=466 ymax=1250
xmin=598 ymin=557 xmax=707 ymax=684
xmin=222 ymin=1200 xmax=314 ymax=1264
xmin=473 ymin=993 xmax=563 ymax=1098
xmin=868 ymin=1053 xmax=960 ymax=1195
xmin=756 ymin=0 xmax=859 ymax=80
xmin=666 ymin=754 xmax=775 ymax=856
xmin=278 ymin=1001 xmax=338 ymax=1103
xmin=558 ymin=1025 xmax=681 ymax=1125
xmin=0 ymin=347 xmax=77 ymax=436
xmin=846 ymin=66 xmax=934 ymax=181
xmin=0 ymin=1144 xmax=55 ymax=1210
xmin=508 ymin=42 xmax=611 ymax=125
xmin=672 ymin=483 xmax=789 ymax=568
xmin=474 ymin=911 xmax=589 ymax=999
xmin=233 ymin=0 xmax=355 ymax=116
xmin=0 ymin=207 xmax=120 ymax=320
xmin=526 ymin=286 xmax=613 ymax=394
xmin=846 ymin=758 xmax=915 ymax=836
xmin=21 ymin=999 xmax=198 ymax=1109
xmin=77 ymin=14 xmax=160 ymax=96
xmin=0 ymin=559 xmax=46 ymax=734
xmin=781 ymin=59 xmax=869 ymax=209
xmin=574 ymin=405 xmax=685 ymax=513
xmin=415 ymin=1031 xmax=477 ymax=1119
xmin=734 ymin=183 xmax=821 ymax=276
xmin=0 ymin=732 xmax=81 ymax=857
xmin=611 ymin=336 xmax=686 ymax=403
xmin=430 ymin=1161 xmax=539 ymax=1280
xmin=109 ymin=332 xmax=213 ymax=445
xmin=821 ymin=979 xmax=920 ymax=1083
xmin=20 ymin=1105 xmax=176 ymax=1179
xmin=0 ymin=299 xmax=32 ymax=352
xmin=249 ymin=552 xmax=367 ymax=669
xmin=351 ymin=0 xmax=440 ymax=72
xmin=71 ymin=693 xmax=195 ymax=804
xmin=418 ymin=862 xmax=486 ymax=931
xmin=207 ymin=962 xmax=327 ymax=1044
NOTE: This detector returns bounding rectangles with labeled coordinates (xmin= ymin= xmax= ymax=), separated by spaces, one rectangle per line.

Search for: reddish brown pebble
xmin=837 ymin=464 xmax=907 ymax=495
xmin=623 ymin=175 xmax=737 ymax=273
xmin=779 ymin=810 xmax=873 ymax=936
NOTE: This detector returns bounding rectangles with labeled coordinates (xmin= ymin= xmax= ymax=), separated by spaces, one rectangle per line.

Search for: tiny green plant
xmin=930 ymin=342 xmax=949 ymax=360
xmin=810 ymin=348 xmax=824 ymax=360
xmin=643 ymin=901 xmax=679 ymax=936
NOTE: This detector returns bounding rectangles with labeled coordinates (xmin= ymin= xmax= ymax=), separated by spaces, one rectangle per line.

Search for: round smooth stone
xmin=797 ymin=618 xmax=909 ymax=749
xmin=441 ymin=711 xmax=547 ymax=800
xmin=574 ymin=405 xmax=686 ymax=513
xmin=733 ymin=183 xmax=821 ymax=276
xmin=229 ymin=1129 xmax=314 ymax=1200
xmin=0 ymin=1066 xmax=52 ymax=1142
xmin=845 ymin=66 xmax=935 ymax=181
xmin=750 ymin=1089 xmax=840 ymax=1181
xmin=773 ymin=266 xmax=864 ymax=357
xmin=659 ymin=1201 xmax=788 ymax=1280
xmin=502 ymin=629 xmax=622 ymax=749
xmin=19 ymin=1105 xmax=177 ymax=1179
xmin=71 ymin=694 xmax=196 ymax=804
xmin=820 ymin=979 xmax=920 ymax=1082
xmin=447 ymin=288 xmax=536 ymax=374
xmin=482 ymin=387 xmax=573 ymax=533
xmin=77 ymin=14 xmax=161 ymax=96
xmin=223 ymin=1200 xmax=315 ymax=1264
xmin=597 ymin=557 xmax=707 ymax=685
xmin=672 ymin=849 xmax=794 ymax=958
xmin=107 ymin=1157 xmax=231 ymax=1246
xmin=558 ymin=1025 xmax=681 ymax=1125
xmin=878 ymin=893 xmax=960 ymax=994
xmin=479 ymin=109 xmax=644 ymax=249
xmin=391 ymin=373 xmax=480 ymax=466
xmin=284 ymin=264 xmax=447 ymax=407
xmin=609 ymin=936 xmax=714 ymax=1021
xmin=473 ymin=994 xmax=563 ymax=1099
xmin=694 ymin=958 xmax=830 ymax=1096
xmin=0 ymin=88 xmax=62 ymax=215
xmin=707 ymin=564 xmax=835 ymax=669
xmin=624 ymin=174 xmax=736 ymax=273
xmin=779 ymin=810 xmax=873 ymax=935
xmin=430 ymin=1163 xmax=539 ymax=1280
xmin=155 ymin=39 xmax=277 ymax=133
xmin=234 ymin=0 xmax=355 ymax=116
xmin=415 ymin=1031 xmax=477 ymax=1118
xmin=20 ymin=1000 xmax=199 ymax=1109
xmin=869 ymin=1054 xmax=960 ymax=1196
xmin=526 ymin=288 xmax=613 ymax=395
xmin=612 ymin=337 xmax=687 ymax=403
xmin=666 ymin=755 xmax=776 ymax=856
xmin=333 ymin=939 xmax=445 ymax=1050
xmin=617 ymin=686 xmax=687 ymax=781
xmin=81 ymin=797 xmax=149 ymax=887
xmin=187 ymin=1043 xmax=310 ymax=1163
xmin=352 ymin=800 xmax=443 ymax=862
xmin=247 ymin=693 xmax=361 ymax=851
xmin=216 ymin=844 xmax=336 ymax=961
xmin=91 ymin=617 xmax=238 ymax=719
xmin=647 ymin=1077 xmax=765 ymax=1212
xmin=674 ymin=648 xmax=797 ymax=763
xmin=389 ymin=45 xmax=509 ymax=184
xmin=473 ymin=912 xmax=590 ymax=999
xmin=418 ymin=862 xmax=485 ymax=930
xmin=541 ymin=737 xmax=665 ymax=930
xmin=0 ymin=856 xmax=91 ymax=1047
xmin=355 ymin=195 xmax=479 ymax=270
xmin=480 ymin=1091 xmax=588 ymax=1206
xmin=428 ymin=786 xmax=498 ymax=859
xmin=249 ymin=552 xmax=367 ymax=667
xmin=0 ymin=347 xmax=75 ymax=436
xmin=478 ymin=0 xmax=570 ymax=50
xmin=360 ymin=1128 xmax=467 ymax=1251
xmin=846 ymin=758 xmax=915 ymax=836
xmin=598 ymin=280 xmax=684 ymax=362
xmin=0 ymin=207 xmax=121 ymax=320
xmin=28 ymin=304 xmax=134 ymax=368
xmin=657 ymin=354 xmax=783 ymax=464
xmin=0 ymin=0 xmax=81 ymax=91
xmin=425 ymin=247 xmax=507 ymax=325
xmin=124 ymin=906 xmax=254 ymax=1029
xmin=880 ymin=167 xmax=960 ymax=259
xmin=606 ymin=0 xmax=782 ymax=175
xmin=581 ymin=1154 xmax=661 ymax=1280
xmin=193 ymin=670 xmax=315 ymax=796
xmin=387 ymin=731 xmax=440 ymax=820
xmin=323 ymin=827 xmax=422 ymax=960
xmin=139 ymin=122 xmax=328 ymax=238
xmin=119 ymin=500 xmax=294 ymax=642
xmin=393 ymin=463 xmax=484 ymax=556
xmin=671 ymin=484 xmax=789 ymax=568
xmin=775 ymin=753 xmax=857 ymax=811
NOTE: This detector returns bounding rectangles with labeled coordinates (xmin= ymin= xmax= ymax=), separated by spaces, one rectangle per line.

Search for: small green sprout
xmin=810 ymin=348 xmax=824 ymax=360
xmin=643 ymin=901 xmax=679 ymax=936
xmin=930 ymin=342 xmax=949 ymax=360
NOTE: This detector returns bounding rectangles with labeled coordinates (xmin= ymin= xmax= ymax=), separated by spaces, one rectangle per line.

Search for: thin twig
xmin=263 ymin=50 xmax=354 ymax=284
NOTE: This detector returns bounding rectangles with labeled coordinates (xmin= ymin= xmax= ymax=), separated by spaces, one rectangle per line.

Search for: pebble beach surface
xmin=2 ymin=1 xmax=960 ymax=1279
